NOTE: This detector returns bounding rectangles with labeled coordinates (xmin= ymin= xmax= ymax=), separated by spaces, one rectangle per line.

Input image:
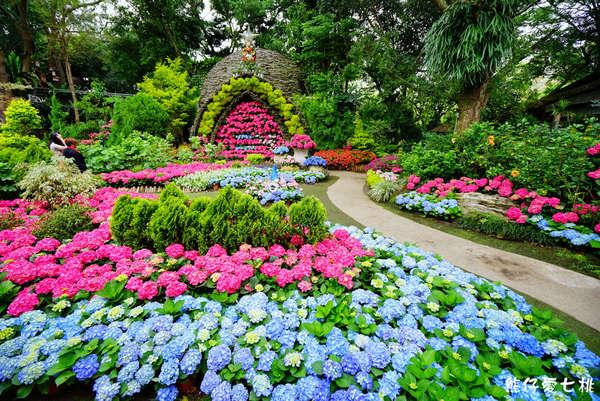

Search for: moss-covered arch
xmin=197 ymin=77 xmax=304 ymax=139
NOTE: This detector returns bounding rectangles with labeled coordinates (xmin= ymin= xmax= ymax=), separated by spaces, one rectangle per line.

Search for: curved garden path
xmin=327 ymin=171 xmax=600 ymax=331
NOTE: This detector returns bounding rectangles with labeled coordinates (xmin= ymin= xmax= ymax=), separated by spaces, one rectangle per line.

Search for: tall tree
xmin=44 ymin=0 xmax=105 ymax=123
xmin=425 ymin=0 xmax=529 ymax=133
xmin=0 ymin=1 xmax=36 ymax=73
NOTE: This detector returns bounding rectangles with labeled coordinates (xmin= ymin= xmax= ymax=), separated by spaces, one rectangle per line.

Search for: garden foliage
xmin=17 ymin=158 xmax=100 ymax=207
xmin=0 ymin=98 xmax=41 ymax=137
xmin=80 ymin=131 xmax=173 ymax=173
xmin=0 ymin=134 xmax=50 ymax=198
xmin=111 ymin=185 xmax=329 ymax=253
xmin=138 ymin=58 xmax=199 ymax=143
xmin=402 ymin=120 xmax=599 ymax=203
xmin=109 ymin=93 xmax=170 ymax=144
xmin=33 ymin=204 xmax=94 ymax=241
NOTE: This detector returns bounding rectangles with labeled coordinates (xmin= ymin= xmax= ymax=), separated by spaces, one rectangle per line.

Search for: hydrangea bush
xmin=174 ymin=167 xmax=326 ymax=192
xmin=0 ymin=224 xmax=598 ymax=401
xmin=214 ymin=101 xmax=285 ymax=159
xmin=395 ymin=192 xmax=461 ymax=219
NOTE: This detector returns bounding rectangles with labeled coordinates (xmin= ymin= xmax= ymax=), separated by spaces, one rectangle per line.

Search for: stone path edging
xmin=327 ymin=171 xmax=600 ymax=331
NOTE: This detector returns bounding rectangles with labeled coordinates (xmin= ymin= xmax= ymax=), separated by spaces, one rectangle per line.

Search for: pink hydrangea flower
xmin=506 ymin=207 xmax=523 ymax=221
xmin=165 ymin=244 xmax=185 ymax=259
xmin=138 ymin=281 xmax=158 ymax=300
xmin=297 ymin=280 xmax=313 ymax=292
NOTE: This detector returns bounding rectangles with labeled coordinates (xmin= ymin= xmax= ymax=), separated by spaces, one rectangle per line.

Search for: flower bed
xmin=174 ymin=167 xmax=326 ymax=192
xmin=214 ymin=101 xmax=285 ymax=159
xmin=245 ymin=179 xmax=304 ymax=205
xmin=314 ymin=149 xmax=376 ymax=171
xmin=0 ymin=222 xmax=598 ymax=401
xmin=100 ymin=162 xmax=236 ymax=187
xmin=406 ymin=174 xmax=600 ymax=248
xmin=395 ymin=192 xmax=461 ymax=219
xmin=366 ymin=155 xmax=402 ymax=173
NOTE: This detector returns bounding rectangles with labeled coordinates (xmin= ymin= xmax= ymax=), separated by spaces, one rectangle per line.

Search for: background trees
xmin=0 ymin=0 xmax=596 ymax=146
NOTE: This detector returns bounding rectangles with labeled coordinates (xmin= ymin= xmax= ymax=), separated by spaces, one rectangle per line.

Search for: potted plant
xmin=289 ymin=134 xmax=316 ymax=164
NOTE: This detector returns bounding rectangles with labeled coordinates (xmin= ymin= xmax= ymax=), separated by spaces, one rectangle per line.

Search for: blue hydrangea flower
xmin=180 ymin=349 xmax=202 ymax=375
xmin=233 ymin=347 xmax=254 ymax=370
xmin=200 ymin=370 xmax=221 ymax=394
xmin=72 ymin=354 xmax=99 ymax=381
xmin=135 ymin=364 xmax=154 ymax=386
xmin=207 ymin=344 xmax=231 ymax=371
xmin=356 ymin=371 xmax=372 ymax=390
xmin=322 ymin=359 xmax=342 ymax=380
xmin=272 ymin=383 xmax=297 ymax=401
xmin=252 ymin=373 xmax=273 ymax=397
xmin=156 ymin=385 xmax=179 ymax=401
xmin=211 ymin=381 xmax=232 ymax=401
xmin=93 ymin=375 xmax=119 ymax=401
xmin=157 ymin=358 xmax=179 ymax=385
xmin=231 ymin=383 xmax=249 ymax=401
xmin=257 ymin=350 xmax=277 ymax=371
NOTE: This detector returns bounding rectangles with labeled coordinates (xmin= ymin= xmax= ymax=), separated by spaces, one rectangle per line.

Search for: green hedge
xmin=111 ymin=184 xmax=328 ymax=253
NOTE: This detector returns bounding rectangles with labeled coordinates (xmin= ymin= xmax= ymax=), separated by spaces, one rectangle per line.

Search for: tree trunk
xmin=16 ymin=0 xmax=35 ymax=73
xmin=65 ymin=57 xmax=80 ymax=123
xmin=0 ymin=50 xmax=11 ymax=124
xmin=455 ymin=80 xmax=490 ymax=134
xmin=0 ymin=50 xmax=9 ymax=82
xmin=61 ymin=35 xmax=79 ymax=123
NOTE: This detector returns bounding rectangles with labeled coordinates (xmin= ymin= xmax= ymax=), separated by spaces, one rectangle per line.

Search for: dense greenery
xmin=3 ymin=0 xmax=596 ymax=149
xmin=109 ymin=93 xmax=170 ymax=144
xmin=32 ymin=204 xmax=95 ymax=241
xmin=401 ymin=120 xmax=599 ymax=203
xmin=17 ymin=158 xmax=100 ymax=207
xmin=0 ymin=99 xmax=51 ymax=199
xmin=111 ymin=184 xmax=328 ymax=253
xmin=80 ymin=131 xmax=173 ymax=173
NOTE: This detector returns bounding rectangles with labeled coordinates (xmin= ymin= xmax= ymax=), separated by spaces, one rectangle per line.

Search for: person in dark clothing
xmin=63 ymin=138 xmax=87 ymax=172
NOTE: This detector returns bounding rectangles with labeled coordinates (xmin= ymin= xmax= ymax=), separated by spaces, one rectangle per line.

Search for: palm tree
xmin=425 ymin=0 xmax=528 ymax=133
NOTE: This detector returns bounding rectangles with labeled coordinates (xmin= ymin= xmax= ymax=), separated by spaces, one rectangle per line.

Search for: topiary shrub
xmin=289 ymin=196 xmax=328 ymax=243
xmin=0 ymin=98 xmax=42 ymax=136
xmin=17 ymin=158 xmax=100 ymax=207
xmin=159 ymin=183 xmax=186 ymax=203
xmin=147 ymin=197 xmax=188 ymax=251
xmin=110 ymin=195 xmax=136 ymax=245
xmin=111 ymin=196 xmax=159 ymax=249
xmin=269 ymin=201 xmax=288 ymax=219
xmin=109 ymin=93 xmax=170 ymax=145
xmin=111 ymin=185 xmax=329 ymax=253
xmin=33 ymin=204 xmax=94 ymax=241
xmin=129 ymin=199 xmax=159 ymax=249
xmin=182 ymin=196 xmax=213 ymax=250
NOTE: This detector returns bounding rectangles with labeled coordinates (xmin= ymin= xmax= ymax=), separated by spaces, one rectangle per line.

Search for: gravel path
xmin=328 ymin=171 xmax=600 ymax=331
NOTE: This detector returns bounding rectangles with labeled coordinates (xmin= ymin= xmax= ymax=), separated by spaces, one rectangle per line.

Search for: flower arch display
xmin=215 ymin=100 xmax=285 ymax=159
xmin=197 ymin=77 xmax=304 ymax=139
